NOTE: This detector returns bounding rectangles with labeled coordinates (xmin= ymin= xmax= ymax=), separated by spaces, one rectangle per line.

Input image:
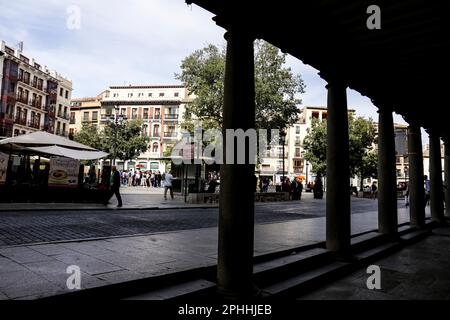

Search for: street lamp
xmin=106 ymin=105 xmax=127 ymax=165
xmin=280 ymin=128 xmax=286 ymax=183
xmin=301 ymin=150 xmax=309 ymax=186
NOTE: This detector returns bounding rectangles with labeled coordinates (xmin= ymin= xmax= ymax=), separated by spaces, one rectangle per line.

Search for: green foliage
xmin=74 ymin=119 xmax=149 ymax=162
xmin=176 ymin=40 xmax=305 ymax=132
xmin=302 ymin=119 xmax=328 ymax=177
xmin=73 ymin=123 xmax=103 ymax=150
xmin=102 ymin=119 xmax=149 ymax=162
xmin=302 ymin=115 xmax=377 ymax=178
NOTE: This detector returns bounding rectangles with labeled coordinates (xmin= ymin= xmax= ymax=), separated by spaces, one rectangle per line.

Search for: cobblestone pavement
xmin=0 ymin=193 xmax=407 ymax=247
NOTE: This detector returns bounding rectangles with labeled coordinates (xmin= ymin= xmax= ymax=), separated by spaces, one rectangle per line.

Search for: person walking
xmin=424 ymin=175 xmax=431 ymax=206
xmin=156 ymin=171 xmax=162 ymax=187
xmin=371 ymin=181 xmax=378 ymax=199
xmin=163 ymin=171 xmax=174 ymax=200
xmin=104 ymin=165 xmax=122 ymax=207
xmin=405 ymin=183 xmax=409 ymax=207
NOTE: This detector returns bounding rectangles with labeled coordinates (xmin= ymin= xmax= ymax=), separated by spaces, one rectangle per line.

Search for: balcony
xmin=14 ymin=116 xmax=27 ymax=126
xmin=16 ymin=96 xmax=29 ymax=105
xmin=164 ymin=114 xmax=179 ymax=120
xmin=163 ymin=132 xmax=177 ymax=138
xmin=31 ymin=100 xmax=43 ymax=110
xmin=151 ymin=133 xmax=161 ymax=138
xmin=152 ymin=115 xmax=161 ymax=121
xmin=19 ymin=77 xmax=30 ymax=85
xmin=263 ymin=150 xmax=288 ymax=158
xmin=69 ymin=118 xmax=76 ymax=124
xmin=27 ymin=120 xmax=41 ymax=129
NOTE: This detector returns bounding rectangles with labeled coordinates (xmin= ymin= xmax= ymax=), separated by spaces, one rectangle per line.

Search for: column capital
xmin=319 ymin=71 xmax=348 ymax=89
xmin=223 ymin=25 xmax=256 ymax=42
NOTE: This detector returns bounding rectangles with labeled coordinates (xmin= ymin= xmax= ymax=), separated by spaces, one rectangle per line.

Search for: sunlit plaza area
xmin=0 ymin=0 xmax=449 ymax=314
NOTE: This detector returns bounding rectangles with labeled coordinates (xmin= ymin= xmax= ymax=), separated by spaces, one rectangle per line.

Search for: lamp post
xmin=280 ymin=128 xmax=286 ymax=183
xmin=301 ymin=150 xmax=309 ymax=186
xmin=106 ymin=105 xmax=126 ymax=166
xmin=404 ymin=165 xmax=408 ymax=185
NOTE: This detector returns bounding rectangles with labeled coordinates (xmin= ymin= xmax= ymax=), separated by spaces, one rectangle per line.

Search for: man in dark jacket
xmin=104 ymin=165 xmax=122 ymax=207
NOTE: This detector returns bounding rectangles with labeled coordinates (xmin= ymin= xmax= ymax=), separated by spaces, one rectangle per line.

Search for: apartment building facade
xmin=0 ymin=41 xmax=72 ymax=138
xmin=73 ymin=85 xmax=190 ymax=172
xmin=258 ymin=106 xmax=331 ymax=185
xmin=69 ymin=90 xmax=109 ymax=139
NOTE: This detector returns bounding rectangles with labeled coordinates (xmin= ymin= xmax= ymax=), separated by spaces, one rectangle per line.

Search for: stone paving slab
xmin=0 ymin=206 xmax=426 ymax=300
xmin=299 ymin=231 xmax=450 ymax=300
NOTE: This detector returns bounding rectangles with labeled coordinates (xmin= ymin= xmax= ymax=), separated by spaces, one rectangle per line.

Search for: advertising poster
xmin=0 ymin=152 xmax=9 ymax=184
xmin=48 ymin=157 xmax=79 ymax=187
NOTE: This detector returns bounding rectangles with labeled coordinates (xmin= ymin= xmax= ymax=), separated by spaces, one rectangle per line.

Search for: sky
xmin=0 ymin=0 xmax=415 ymax=131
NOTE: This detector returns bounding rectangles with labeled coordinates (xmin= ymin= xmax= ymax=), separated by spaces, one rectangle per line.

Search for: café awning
xmin=25 ymin=145 xmax=108 ymax=160
xmin=0 ymin=131 xmax=96 ymax=150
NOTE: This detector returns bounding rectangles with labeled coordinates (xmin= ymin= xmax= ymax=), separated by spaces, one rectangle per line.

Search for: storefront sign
xmin=0 ymin=152 xmax=9 ymax=184
xmin=48 ymin=157 xmax=79 ymax=187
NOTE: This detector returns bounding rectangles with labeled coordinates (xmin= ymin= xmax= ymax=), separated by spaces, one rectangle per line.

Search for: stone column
xmin=217 ymin=27 xmax=256 ymax=297
xmin=429 ymin=132 xmax=445 ymax=223
xmin=407 ymin=125 xmax=425 ymax=227
xmin=326 ymin=80 xmax=351 ymax=255
xmin=445 ymin=138 xmax=450 ymax=218
xmin=377 ymin=107 xmax=398 ymax=236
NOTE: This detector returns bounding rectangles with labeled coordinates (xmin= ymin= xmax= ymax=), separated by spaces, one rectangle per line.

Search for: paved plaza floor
xmin=0 ymin=191 xmax=432 ymax=300
xmin=299 ymin=227 xmax=450 ymax=300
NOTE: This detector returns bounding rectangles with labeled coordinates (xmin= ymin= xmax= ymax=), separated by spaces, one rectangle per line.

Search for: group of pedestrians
xmin=120 ymin=169 xmax=163 ymax=188
xmin=104 ymin=167 xmax=175 ymax=207
xmin=281 ymin=177 xmax=303 ymax=200
xmin=403 ymin=175 xmax=432 ymax=208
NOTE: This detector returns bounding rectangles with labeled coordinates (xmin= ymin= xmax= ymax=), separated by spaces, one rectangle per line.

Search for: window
xmin=143 ymin=108 xmax=149 ymax=119
xmin=62 ymin=123 xmax=66 ymax=132
xmin=295 ymin=126 xmax=300 ymax=135
xmin=174 ymin=92 xmax=179 ymax=97
xmin=23 ymin=72 xmax=30 ymax=84
xmin=120 ymin=108 xmax=126 ymax=115
xmin=159 ymin=92 xmax=164 ymax=97
xmin=128 ymin=93 xmax=133 ymax=98
xmin=132 ymin=108 xmax=137 ymax=119
xmin=113 ymin=93 xmax=118 ymax=97
xmin=83 ymin=112 xmax=89 ymax=121
xmin=153 ymin=124 xmax=160 ymax=136
xmin=60 ymin=88 xmax=64 ymax=96
xmin=32 ymin=76 xmax=38 ymax=87
xmin=148 ymin=93 xmax=153 ymax=97
xmin=92 ymin=111 xmax=98 ymax=121
xmin=295 ymin=148 xmax=301 ymax=158
xmin=65 ymin=90 xmax=69 ymax=99
xmin=18 ymin=69 xmax=24 ymax=81
xmin=152 ymin=142 xmax=159 ymax=153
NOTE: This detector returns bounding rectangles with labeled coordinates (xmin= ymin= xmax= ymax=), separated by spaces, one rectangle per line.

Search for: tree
xmin=302 ymin=115 xmax=377 ymax=181
xmin=102 ymin=119 xmax=149 ymax=162
xmin=358 ymin=150 xmax=378 ymax=191
xmin=176 ymin=41 xmax=306 ymax=132
xmin=302 ymin=118 xmax=327 ymax=177
xmin=74 ymin=123 xmax=103 ymax=150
